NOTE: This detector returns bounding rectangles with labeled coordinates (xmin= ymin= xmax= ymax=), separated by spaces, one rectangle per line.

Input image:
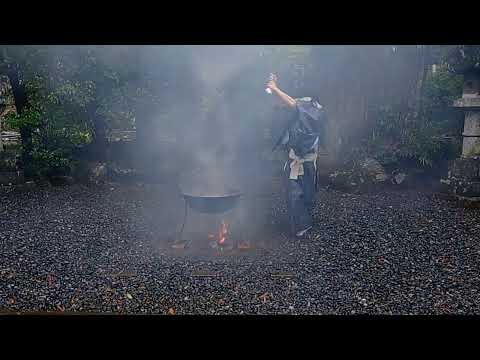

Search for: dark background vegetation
xmin=0 ymin=45 xmax=468 ymax=183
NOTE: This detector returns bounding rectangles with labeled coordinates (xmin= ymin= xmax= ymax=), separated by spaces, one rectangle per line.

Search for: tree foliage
xmin=0 ymin=45 xmax=149 ymax=177
xmin=0 ymin=45 xmax=475 ymax=178
xmin=364 ymin=64 xmax=464 ymax=168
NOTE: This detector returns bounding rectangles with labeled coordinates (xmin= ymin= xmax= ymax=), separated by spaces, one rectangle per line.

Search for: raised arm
xmin=266 ymin=74 xmax=297 ymax=108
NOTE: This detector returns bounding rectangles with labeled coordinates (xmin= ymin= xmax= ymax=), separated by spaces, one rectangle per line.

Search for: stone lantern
xmin=442 ymin=46 xmax=480 ymax=206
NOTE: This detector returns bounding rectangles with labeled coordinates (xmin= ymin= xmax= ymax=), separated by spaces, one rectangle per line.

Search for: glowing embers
xmin=209 ymin=220 xmax=229 ymax=250
xmin=171 ymin=206 xmax=252 ymax=253
xmin=219 ymin=220 xmax=228 ymax=245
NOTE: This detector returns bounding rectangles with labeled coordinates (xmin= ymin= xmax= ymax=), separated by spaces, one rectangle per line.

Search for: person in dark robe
xmin=266 ymin=74 xmax=327 ymax=238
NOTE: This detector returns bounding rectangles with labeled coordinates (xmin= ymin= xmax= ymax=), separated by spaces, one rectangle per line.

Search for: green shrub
xmin=4 ymin=76 xmax=93 ymax=178
xmin=364 ymin=66 xmax=463 ymax=168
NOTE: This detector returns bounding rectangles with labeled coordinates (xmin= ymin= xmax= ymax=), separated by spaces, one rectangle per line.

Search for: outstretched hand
xmin=266 ymin=73 xmax=279 ymax=91
xmin=265 ymin=73 xmax=297 ymax=108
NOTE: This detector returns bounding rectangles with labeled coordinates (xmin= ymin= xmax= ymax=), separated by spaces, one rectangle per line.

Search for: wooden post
xmin=0 ymin=76 xmax=4 ymax=152
xmin=0 ymin=108 xmax=3 ymax=152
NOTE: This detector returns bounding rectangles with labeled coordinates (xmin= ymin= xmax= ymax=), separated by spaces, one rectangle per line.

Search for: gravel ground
xmin=1 ymin=181 xmax=480 ymax=315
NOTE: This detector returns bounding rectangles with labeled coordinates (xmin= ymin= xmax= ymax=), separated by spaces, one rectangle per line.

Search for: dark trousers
xmin=285 ymin=161 xmax=315 ymax=235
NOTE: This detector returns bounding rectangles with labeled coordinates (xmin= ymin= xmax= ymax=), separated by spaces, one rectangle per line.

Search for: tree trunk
xmin=87 ymin=101 xmax=108 ymax=162
xmin=416 ymin=45 xmax=431 ymax=115
xmin=5 ymin=64 xmax=33 ymax=168
xmin=0 ymin=115 xmax=3 ymax=152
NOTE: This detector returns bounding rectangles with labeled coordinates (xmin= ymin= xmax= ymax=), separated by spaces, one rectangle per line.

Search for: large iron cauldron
xmin=181 ymin=191 xmax=243 ymax=214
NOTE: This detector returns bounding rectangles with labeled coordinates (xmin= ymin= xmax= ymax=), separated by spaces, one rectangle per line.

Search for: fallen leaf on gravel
xmin=117 ymin=272 xmax=136 ymax=278
xmin=168 ymin=308 xmax=176 ymax=315
xmin=172 ymin=243 xmax=187 ymax=250
xmin=379 ymin=257 xmax=391 ymax=265
xmin=192 ymin=273 xmax=219 ymax=277
xmin=271 ymin=274 xmax=295 ymax=278
xmin=126 ymin=293 xmax=133 ymax=300
xmin=259 ymin=293 xmax=270 ymax=303
xmin=7 ymin=297 xmax=16 ymax=305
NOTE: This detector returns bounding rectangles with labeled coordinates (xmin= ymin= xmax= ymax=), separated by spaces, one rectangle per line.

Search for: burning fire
xmin=209 ymin=220 xmax=228 ymax=246
xmin=219 ymin=221 xmax=228 ymax=245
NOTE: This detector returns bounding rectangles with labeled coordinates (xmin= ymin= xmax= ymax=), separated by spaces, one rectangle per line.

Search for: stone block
xmin=453 ymin=181 xmax=480 ymax=198
xmin=449 ymin=158 xmax=480 ymax=180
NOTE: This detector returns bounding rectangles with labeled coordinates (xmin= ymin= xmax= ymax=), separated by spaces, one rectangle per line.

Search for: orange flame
xmin=208 ymin=221 xmax=228 ymax=246
xmin=218 ymin=221 xmax=228 ymax=245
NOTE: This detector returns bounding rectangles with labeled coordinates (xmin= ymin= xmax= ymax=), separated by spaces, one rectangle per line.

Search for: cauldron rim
xmin=181 ymin=191 xmax=243 ymax=199
xmin=181 ymin=191 xmax=242 ymax=214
